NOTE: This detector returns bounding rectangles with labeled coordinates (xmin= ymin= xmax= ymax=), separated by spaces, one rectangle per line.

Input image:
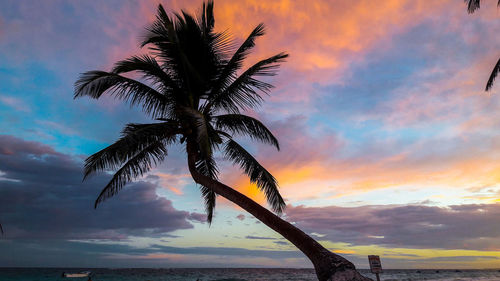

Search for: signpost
xmin=368 ymin=255 xmax=382 ymax=281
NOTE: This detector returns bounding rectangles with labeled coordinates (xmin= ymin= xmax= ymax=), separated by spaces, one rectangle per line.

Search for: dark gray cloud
xmin=0 ymin=240 xmax=307 ymax=267
xmin=149 ymin=244 xmax=302 ymax=259
xmin=0 ymin=135 xmax=56 ymax=155
xmin=285 ymin=204 xmax=500 ymax=251
xmin=0 ymin=134 xmax=201 ymax=240
xmin=423 ymin=256 xmax=499 ymax=262
xmin=245 ymin=235 xmax=276 ymax=240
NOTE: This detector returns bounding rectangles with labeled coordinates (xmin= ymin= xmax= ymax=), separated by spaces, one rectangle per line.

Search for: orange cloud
xmin=209 ymin=0 xmax=454 ymax=82
xmin=93 ymin=0 xmax=500 ymax=209
xmin=103 ymin=0 xmax=460 ymax=83
xmin=217 ymin=114 xmax=500 ymax=207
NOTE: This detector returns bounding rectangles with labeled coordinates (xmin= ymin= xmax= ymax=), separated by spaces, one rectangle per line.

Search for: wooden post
xmin=375 ymin=273 xmax=380 ymax=281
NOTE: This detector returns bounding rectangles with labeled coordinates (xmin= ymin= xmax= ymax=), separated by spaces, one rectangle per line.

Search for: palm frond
xmin=83 ymin=122 xmax=179 ymax=180
xmin=143 ymin=5 xmax=208 ymax=104
xmin=94 ymin=140 xmax=168 ymax=208
xmin=464 ymin=0 xmax=500 ymax=13
xmin=199 ymin=185 xmax=217 ymax=224
xmin=486 ymin=57 xmax=500 ymax=91
xmin=224 ymin=139 xmax=285 ymax=214
xmin=142 ymin=5 xmax=190 ymax=88
xmin=141 ymin=4 xmax=174 ymax=48
xmin=112 ymin=55 xmax=181 ymax=95
xmin=196 ymin=156 xmax=219 ymax=179
xmin=465 ymin=0 xmax=481 ymax=13
xmin=195 ymin=156 xmax=219 ymax=224
xmin=207 ymin=52 xmax=289 ymax=113
xmin=207 ymin=122 xmax=224 ymax=148
xmin=200 ymin=0 xmax=215 ymax=33
xmin=173 ymin=9 xmax=229 ymax=105
xmin=210 ymin=24 xmax=265 ymax=99
xmin=214 ymin=129 xmax=232 ymax=140
xmin=214 ymin=114 xmax=279 ymax=150
xmin=142 ymin=3 xmax=233 ymax=111
xmin=74 ymin=71 xmax=171 ymax=118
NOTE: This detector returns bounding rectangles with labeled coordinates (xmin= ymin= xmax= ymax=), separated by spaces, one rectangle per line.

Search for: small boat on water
xmin=62 ymin=271 xmax=91 ymax=278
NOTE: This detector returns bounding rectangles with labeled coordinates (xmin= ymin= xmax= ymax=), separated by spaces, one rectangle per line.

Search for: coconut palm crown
xmin=74 ymin=2 xmax=287 ymax=223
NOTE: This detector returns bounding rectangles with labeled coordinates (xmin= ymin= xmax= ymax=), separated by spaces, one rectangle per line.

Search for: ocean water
xmin=1 ymin=268 xmax=500 ymax=281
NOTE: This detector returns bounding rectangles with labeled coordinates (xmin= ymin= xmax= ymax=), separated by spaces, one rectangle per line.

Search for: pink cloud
xmin=154 ymin=172 xmax=191 ymax=195
xmin=0 ymin=134 xmax=56 ymax=156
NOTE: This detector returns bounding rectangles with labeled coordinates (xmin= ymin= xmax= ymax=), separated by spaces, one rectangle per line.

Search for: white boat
xmin=62 ymin=271 xmax=91 ymax=278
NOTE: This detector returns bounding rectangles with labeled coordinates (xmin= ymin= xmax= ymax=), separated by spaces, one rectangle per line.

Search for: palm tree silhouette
xmin=74 ymin=2 xmax=370 ymax=281
xmin=465 ymin=0 xmax=500 ymax=91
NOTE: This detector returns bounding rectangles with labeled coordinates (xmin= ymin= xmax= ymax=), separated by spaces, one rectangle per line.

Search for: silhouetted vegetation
xmin=465 ymin=0 xmax=500 ymax=91
xmin=75 ymin=2 xmax=286 ymax=223
xmin=74 ymin=2 xmax=370 ymax=280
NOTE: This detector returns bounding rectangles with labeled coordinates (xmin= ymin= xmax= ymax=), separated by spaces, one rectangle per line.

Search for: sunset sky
xmin=1 ymin=0 xmax=500 ymax=269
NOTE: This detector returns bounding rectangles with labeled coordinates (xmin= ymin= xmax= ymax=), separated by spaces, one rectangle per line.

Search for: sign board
xmin=368 ymin=255 xmax=382 ymax=274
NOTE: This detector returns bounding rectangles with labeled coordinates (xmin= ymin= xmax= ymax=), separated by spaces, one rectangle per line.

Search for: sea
xmin=1 ymin=268 xmax=500 ymax=281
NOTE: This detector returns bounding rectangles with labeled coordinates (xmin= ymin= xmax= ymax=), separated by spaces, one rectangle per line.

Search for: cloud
xmin=153 ymin=172 xmax=192 ymax=195
xmin=30 ymin=0 xmax=474 ymax=85
xmin=0 ymin=239 xmax=307 ymax=267
xmin=0 ymin=134 xmax=56 ymax=156
xmin=0 ymin=95 xmax=30 ymax=112
xmin=35 ymin=120 xmax=80 ymax=136
xmin=2 ymin=0 xmax=498 ymax=209
xmin=202 ymin=0 xmax=456 ymax=84
xmin=220 ymin=104 xmax=500 ymax=206
xmin=285 ymin=203 xmax=500 ymax=251
xmin=191 ymin=0 xmax=500 ymax=208
xmin=236 ymin=214 xmax=245 ymax=221
xmin=245 ymin=235 xmax=276 ymax=240
xmin=2 ymin=0 xmax=500 ymax=269
xmin=0 ymin=134 xmax=199 ymax=239
xmin=218 ymin=115 xmax=346 ymax=204
xmin=423 ymin=256 xmax=499 ymax=262
xmin=188 ymin=213 xmax=207 ymax=224
xmin=149 ymin=244 xmax=301 ymax=259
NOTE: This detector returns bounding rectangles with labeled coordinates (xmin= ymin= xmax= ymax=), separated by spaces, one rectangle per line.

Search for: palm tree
xmin=74 ymin=2 xmax=370 ymax=281
xmin=465 ymin=0 xmax=500 ymax=91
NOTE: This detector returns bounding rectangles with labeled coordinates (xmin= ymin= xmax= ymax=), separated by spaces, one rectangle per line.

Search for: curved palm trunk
xmin=187 ymin=144 xmax=371 ymax=281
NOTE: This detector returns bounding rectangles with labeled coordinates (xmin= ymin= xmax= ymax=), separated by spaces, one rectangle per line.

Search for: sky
xmin=0 ymin=0 xmax=499 ymax=270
